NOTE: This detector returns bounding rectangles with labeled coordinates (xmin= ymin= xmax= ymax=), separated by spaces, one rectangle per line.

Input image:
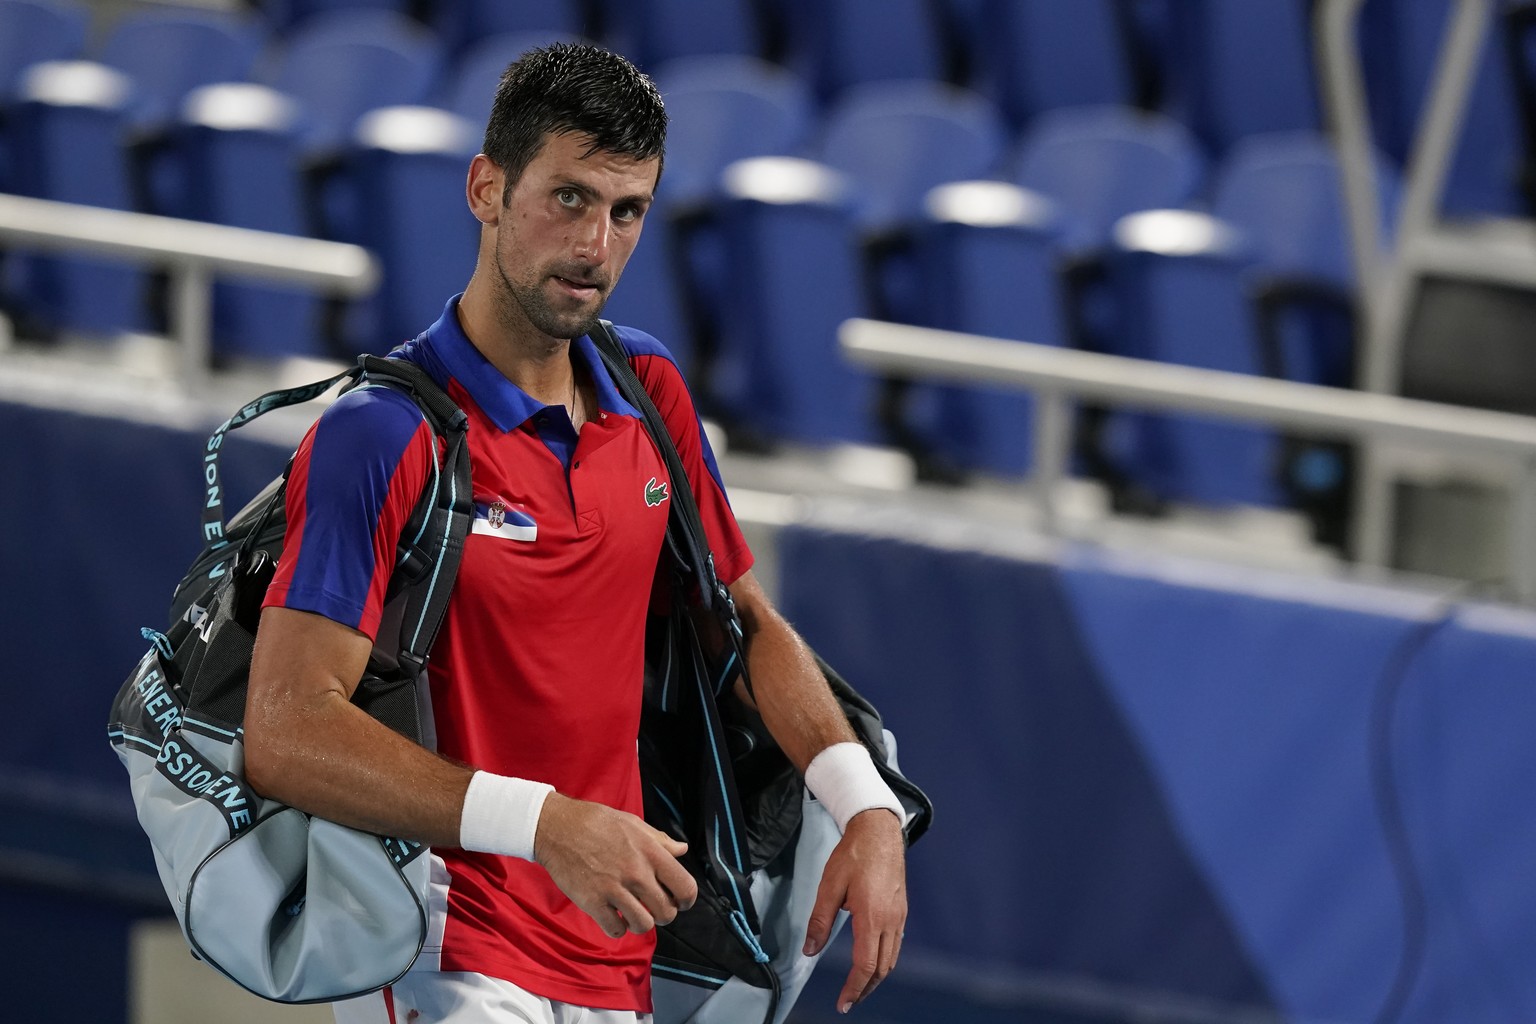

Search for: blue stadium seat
xmin=778 ymin=0 xmax=947 ymax=101
xmin=654 ymin=55 xmax=815 ymax=208
xmin=96 ymin=7 xmax=266 ymax=134
xmin=0 ymin=0 xmax=87 ymax=191
xmin=259 ymin=9 xmax=443 ymax=157
xmin=1103 ymin=209 xmax=1282 ymax=507
xmin=599 ymin=0 xmax=763 ymax=71
xmin=1209 ymin=131 xmax=1396 ymax=389
xmin=1211 ymin=133 xmax=1364 ymax=290
xmin=599 ymin=194 xmax=696 ymax=376
xmin=649 ymin=56 xmax=816 ymax=386
xmin=905 ymin=181 xmax=1072 ymax=476
xmin=970 ymin=0 xmax=1137 ymax=131
xmin=163 ymin=83 xmax=325 ymax=359
xmin=1094 ymin=135 xmax=1393 ymax=519
xmin=0 ymin=0 xmax=86 ymax=101
xmin=816 ymin=79 xmax=1008 ymax=235
xmin=710 ymin=156 xmax=877 ymax=445
xmin=810 ymin=79 xmax=1010 ymax=461
xmin=428 ymin=0 xmax=586 ymax=57
xmin=255 ymin=0 xmax=410 ymax=32
xmin=440 ymin=29 xmax=586 ymax=132
xmin=1008 ymin=106 xmax=1208 ymax=493
xmin=336 ymin=105 xmax=480 ymax=353
xmin=815 ymin=79 xmax=1008 ymax=333
xmin=1160 ymin=0 xmax=1321 ymax=156
xmin=1013 ymin=105 xmax=1206 ymax=255
xmin=4 ymin=60 xmax=148 ymax=338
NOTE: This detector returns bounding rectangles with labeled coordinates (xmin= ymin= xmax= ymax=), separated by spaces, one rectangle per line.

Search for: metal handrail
xmin=0 ymin=192 xmax=379 ymax=384
xmin=839 ymin=318 xmax=1536 ymax=600
xmin=1316 ymin=0 xmax=1513 ymax=571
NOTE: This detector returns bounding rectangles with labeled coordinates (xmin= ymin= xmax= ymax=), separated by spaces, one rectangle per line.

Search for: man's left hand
xmin=802 ymin=807 xmax=907 ymax=1014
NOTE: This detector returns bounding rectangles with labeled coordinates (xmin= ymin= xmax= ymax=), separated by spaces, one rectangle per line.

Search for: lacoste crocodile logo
xmin=645 ymin=477 xmax=669 ymax=507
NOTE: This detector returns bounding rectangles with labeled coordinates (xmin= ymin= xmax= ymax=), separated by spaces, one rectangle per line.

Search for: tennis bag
xmin=108 ymin=356 xmax=473 ymax=1003
xmin=591 ymin=325 xmax=934 ymax=1024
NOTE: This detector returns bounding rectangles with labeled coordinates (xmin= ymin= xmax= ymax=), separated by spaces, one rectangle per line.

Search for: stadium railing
xmin=1319 ymin=0 xmax=1536 ymax=573
xmin=0 ymin=192 xmax=378 ymax=384
xmin=839 ymin=316 xmax=1536 ymax=601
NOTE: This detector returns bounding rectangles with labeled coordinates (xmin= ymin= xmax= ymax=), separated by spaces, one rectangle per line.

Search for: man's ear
xmin=467 ymin=154 xmax=504 ymax=225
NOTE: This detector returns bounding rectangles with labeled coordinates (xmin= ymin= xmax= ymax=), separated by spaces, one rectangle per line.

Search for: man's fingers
xmin=650 ymin=826 xmax=689 ymax=859
xmin=588 ymin=901 xmax=628 ymax=940
xmin=612 ymin=890 xmax=657 ymax=935
xmin=644 ymin=824 xmax=696 ymax=912
xmin=837 ymin=912 xmax=885 ymax=1013
xmin=618 ymin=829 xmax=700 ymax=930
xmin=653 ymin=849 xmax=699 ymax=913
xmin=855 ymin=926 xmax=901 ymax=1005
xmin=540 ymin=801 xmax=705 ymax=937
xmin=803 ymin=872 xmax=844 ymax=957
xmin=626 ymin=868 xmax=693 ymax=929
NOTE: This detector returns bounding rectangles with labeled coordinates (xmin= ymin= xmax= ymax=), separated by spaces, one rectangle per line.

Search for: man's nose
xmin=574 ymin=212 xmax=612 ymax=265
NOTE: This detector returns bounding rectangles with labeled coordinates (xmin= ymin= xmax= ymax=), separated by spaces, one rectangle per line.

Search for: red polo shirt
xmin=264 ymin=296 xmax=753 ymax=1011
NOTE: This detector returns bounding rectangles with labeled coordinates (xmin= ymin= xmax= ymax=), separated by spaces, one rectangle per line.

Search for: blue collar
xmin=408 ymin=295 xmax=641 ymax=432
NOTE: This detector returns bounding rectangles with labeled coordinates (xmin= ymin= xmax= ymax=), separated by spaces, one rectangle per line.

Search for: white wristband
xmin=459 ymin=771 xmax=554 ymax=860
xmin=803 ymin=741 xmax=904 ymax=834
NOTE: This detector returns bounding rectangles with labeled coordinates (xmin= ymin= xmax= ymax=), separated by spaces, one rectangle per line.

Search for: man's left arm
xmin=727 ymin=569 xmax=908 ymax=1015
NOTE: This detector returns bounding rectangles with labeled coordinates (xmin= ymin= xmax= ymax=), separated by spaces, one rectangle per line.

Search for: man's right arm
xmin=244 ymin=579 xmax=698 ymax=937
xmin=244 ymin=604 xmax=470 ymax=846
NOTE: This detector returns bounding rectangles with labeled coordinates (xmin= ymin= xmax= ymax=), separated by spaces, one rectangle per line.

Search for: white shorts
xmin=331 ymin=971 xmax=654 ymax=1024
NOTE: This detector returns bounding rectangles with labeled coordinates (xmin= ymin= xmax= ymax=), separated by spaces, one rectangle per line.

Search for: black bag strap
xmin=350 ymin=355 xmax=475 ymax=677
xmin=182 ymin=354 xmax=472 ymax=737
xmin=199 ymin=367 xmax=358 ymax=555
xmin=588 ymin=322 xmax=749 ymax=672
xmin=589 ymin=322 xmax=766 ymax=940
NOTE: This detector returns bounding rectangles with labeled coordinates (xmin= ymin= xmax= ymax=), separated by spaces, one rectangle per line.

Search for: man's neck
xmin=456 ymin=285 xmax=576 ymax=407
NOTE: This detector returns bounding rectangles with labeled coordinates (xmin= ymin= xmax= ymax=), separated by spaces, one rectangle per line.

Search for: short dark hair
xmin=483 ymin=42 xmax=667 ymax=203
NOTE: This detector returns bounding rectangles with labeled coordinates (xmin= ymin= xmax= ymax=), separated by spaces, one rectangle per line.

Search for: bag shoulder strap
xmin=588 ymin=321 xmax=746 ymax=644
xmin=198 ymin=366 xmax=359 ymax=556
xmin=189 ymin=354 xmax=472 ymax=722
xmin=352 ymin=354 xmax=474 ymax=677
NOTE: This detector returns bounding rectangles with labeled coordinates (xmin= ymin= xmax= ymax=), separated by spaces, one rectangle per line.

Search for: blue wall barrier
xmin=0 ymin=395 xmax=290 ymax=1022
xmin=779 ymin=524 xmax=1536 ymax=1023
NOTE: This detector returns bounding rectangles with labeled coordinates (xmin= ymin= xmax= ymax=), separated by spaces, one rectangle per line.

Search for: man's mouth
xmin=553 ymin=275 xmax=602 ymax=298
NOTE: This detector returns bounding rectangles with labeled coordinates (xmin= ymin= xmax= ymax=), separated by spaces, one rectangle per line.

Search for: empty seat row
xmin=3 ymin=0 xmax=1530 ymax=214
xmin=8 ymin=0 xmax=1531 ymax=171
xmin=0 ymin=3 xmax=563 ymax=157
xmin=678 ymin=124 xmax=1394 ymax=551
xmin=0 ymin=44 xmax=1396 ymax=524
xmin=0 ymin=35 xmax=1202 ymax=350
xmin=0 ymin=0 xmax=1520 ymax=537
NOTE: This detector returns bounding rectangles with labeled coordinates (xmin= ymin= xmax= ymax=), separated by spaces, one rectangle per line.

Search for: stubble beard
xmin=493 ymin=244 xmax=607 ymax=342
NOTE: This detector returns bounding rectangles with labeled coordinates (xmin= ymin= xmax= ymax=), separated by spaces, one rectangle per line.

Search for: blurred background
xmin=5 ymin=0 xmax=1536 ymax=1021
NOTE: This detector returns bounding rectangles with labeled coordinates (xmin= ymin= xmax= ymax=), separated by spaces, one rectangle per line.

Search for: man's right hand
xmin=533 ymin=792 xmax=698 ymax=938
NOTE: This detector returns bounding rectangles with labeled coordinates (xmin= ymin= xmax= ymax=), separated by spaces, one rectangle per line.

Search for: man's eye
xmin=556 ymin=189 xmax=580 ymax=207
xmin=614 ymin=205 xmax=640 ymax=223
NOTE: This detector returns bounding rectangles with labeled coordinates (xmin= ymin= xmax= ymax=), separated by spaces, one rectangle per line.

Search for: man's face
xmin=488 ymin=131 xmax=659 ymax=341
